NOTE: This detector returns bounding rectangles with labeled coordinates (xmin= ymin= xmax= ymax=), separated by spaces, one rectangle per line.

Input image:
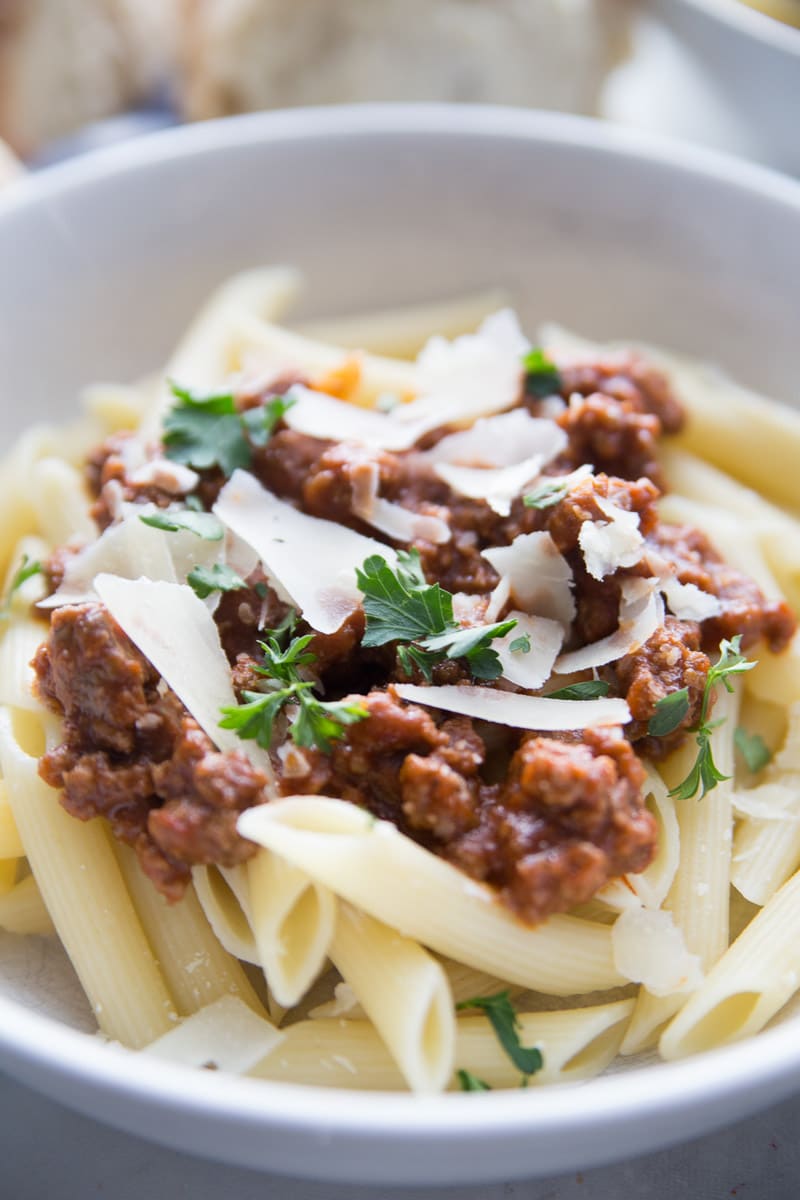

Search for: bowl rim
xmin=670 ymin=0 xmax=800 ymax=56
xmin=2 ymin=101 xmax=800 ymax=1151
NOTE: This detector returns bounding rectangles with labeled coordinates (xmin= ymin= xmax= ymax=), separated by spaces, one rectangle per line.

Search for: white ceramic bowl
xmin=628 ymin=0 xmax=800 ymax=173
xmin=1 ymin=106 xmax=800 ymax=1186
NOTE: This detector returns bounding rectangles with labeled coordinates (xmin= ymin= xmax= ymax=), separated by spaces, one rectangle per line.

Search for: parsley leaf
xmin=521 ymin=347 xmax=562 ymax=399
xmin=187 ymin=563 xmax=248 ymax=599
xmin=162 ymin=381 xmax=292 ymax=476
xmin=356 ymin=551 xmax=516 ymax=682
xmin=647 ymin=688 xmax=690 ymax=737
xmin=139 ymin=510 xmax=224 ymax=541
xmin=457 ymin=991 xmax=543 ymax=1080
xmin=734 ymin=727 xmax=773 ymax=774
xmin=241 ymin=395 xmax=296 ymax=447
xmin=523 ymin=479 xmax=572 ymax=510
xmin=509 ymin=634 xmax=531 ymax=655
xmin=0 ymin=554 xmax=43 ymax=621
xmin=457 ymin=1069 xmax=492 ymax=1092
xmin=219 ymin=621 xmax=368 ymax=754
xmin=548 ymin=680 xmax=610 ymax=701
xmin=669 ymin=636 xmax=757 ymax=801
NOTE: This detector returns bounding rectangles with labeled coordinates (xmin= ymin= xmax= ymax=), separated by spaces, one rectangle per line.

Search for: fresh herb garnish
xmin=162 ymin=381 xmax=294 ymax=476
xmin=523 ymin=479 xmax=571 ymax=510
xmin=187 ymin=563 xmax=248 ymax=599
xmin=0 ymin=554 xmax=43 ymax=621
xmin=521 ymin=347 xmax=562 ymax=399
xmin=734 ymin=727 xmax=773 ymax=774
xmin=548 ymin=680 xmax=611 ymax=701
xmin=669 ymin=636 xmax=757 ymax=801
xmin=356 ymin=550 xmax=516 ymax=682
xmin=457 ymin=1069 xmax=492 ymax=1093
xmin=647 ymin=688 xmax=690 ymax=737
xmin=219 ymin=617 xmax=368 ymax=754
xmin=509 ymin=634 xmax=531 ymax=655
xmin=139 ymin=510 xmax=224 ymax=540
xmin=456 ymin=991 xmax=543 ymax=1081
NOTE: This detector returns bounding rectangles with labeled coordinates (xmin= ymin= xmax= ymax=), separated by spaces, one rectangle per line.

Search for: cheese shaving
xmin=351 ymin=461 xmax=450 ymax=545
xmin=93 ymin=574 xmax=273 ymax=778
xmin=612 ymin=907 xmax=703 ymax=997
xmin=424 ymin=409 xmax=566 ymax=468
xmin=435 ymin=443 xmax=566 ymax=518
xmin=144 ymin=995 xmax=283 ymax=1073
xmin=554 ymin=578 xmax=664 ymax=674
xmin=482 ymin=533 xmax=575 ymax=628
xmin=578 ymin=495 xmax=644 ymax=582
xmin=393 ymin=683 xmax=630 ymax=731
xmin=283 ymin=384 xmax=433 ymax=451
xmin=495 ymin=613 xmax=564 ymax=690
xmin=660 ymin=577 xmax=723 ymax=621
xmin=214 ymin=470 xmax=397 ymax=634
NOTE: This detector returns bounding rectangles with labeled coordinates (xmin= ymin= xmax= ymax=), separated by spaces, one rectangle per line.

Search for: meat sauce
xmin=33 ymin=352 xmax=796 ymax=922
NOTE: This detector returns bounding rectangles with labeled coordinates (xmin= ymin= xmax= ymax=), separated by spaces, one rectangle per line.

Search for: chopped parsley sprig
xmin=187 ymin=563 xmax=248 ymax=599
xmin=140 ymin=509 xmax=224 ymax=540
xmin=0 ymin=554 xmax=42 ymax=621
xmin=734 ymin=727 xmax=773 ymax=774
xmin=219 ymin=613 xmax=368 ymax=754
xmin=521 ymin=348 xmax=562 ymax=399
xmin=660 ymin=636 xmax=757 ymax=801
xmin=162 ymin=382 xmax=294 ymax=477
xmin=457 ymin=991 xmax=543 ymax=1084
xmin=356 ymin=550 xmax=516 ymax=682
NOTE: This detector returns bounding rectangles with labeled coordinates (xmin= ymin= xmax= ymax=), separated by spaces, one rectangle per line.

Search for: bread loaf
xmin=0 ymin=0 xmax=175 ymax=156
xmin=179 ymin=0 xmax=631 ymax=121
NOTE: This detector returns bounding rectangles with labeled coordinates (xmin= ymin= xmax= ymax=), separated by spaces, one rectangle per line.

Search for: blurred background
xmin=0 ymin=0 xmax=798 ymax=177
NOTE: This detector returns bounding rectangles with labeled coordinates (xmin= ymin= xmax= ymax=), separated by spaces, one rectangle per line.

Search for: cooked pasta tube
xmin=0 ymin=780 xmax=23 ymax=860
xmin=0 ymin=857 xmax=16 ymax=897
xmin=295 ymin=289 xmax=509 ymax=359
xmin=251 ymin=1000 xmax=634 ymax=1091
xmin=731 ymin=781 xmax=800 ymax=905
xmin=144 ymin=995 xmax=283 ymax=1074
xmin=232 ymin=312 xmax=419 ymax=408
xmin=246 ymin=848 xmax=336 ymax=1008
xmin=0 ymin=619 xmax=51 ymax=712
xmin=115 ymin=844 xmax=265 ymax=1017
xmin=329 ymin=903 xmax=455 ymax=1094
xmin=0 ymin=707 xmax=177 ymax=1045
xmin=660 ymin=868 xmax=800 ymax=1059
xmin=28 ymin=458 xmax=95 ymax=547
xmin=238 ymin=798 xmax=625 ymax=996
xmin=0 ymin=872 xmax=55 ymax=936
xmin=192 ymin=865 xmax=260 ymax=966
xmin=746 ymin=633 xmax=800 ymax=707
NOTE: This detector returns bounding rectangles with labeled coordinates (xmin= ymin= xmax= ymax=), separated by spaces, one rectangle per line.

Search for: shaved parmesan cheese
xmin=128 ymin=458 xmax=200 ymax=493
xmin=393 ymin=683 xmax=630 ymax=731
xmin=484 ymin=576 xmax=511 ymax=623
xmin=578 ymin=495 xmax=643 ymax=582
xmin=144 ymin=995 xmax=283 ymax=1073
xmin=436 ymin=439 xmax=566 ymax=518
xmin=424 ymin=409 xmax=565 ymax=468
xmin=38 ymin=508 xmax=222 ymax=609
xmin=397 ymin=309 xmax=527 ymax=429
xmin=554 ymin=578 xmax=664 ymax=675
xmin=482 ymin=533 xmax=575 ymax=628
xmin=660 ymin=577 xmax=723 ymax=621
xmin=495 ymin=613 xmax=564 ymax=690
xmin=612 ymin=908 xmax=703 ymax=997
xmin=214 ymin=471 xmax=396 ymax=634
xmin=351 ymin=460 xmax=450 ymax=545
xmin=284 ymin=384 xmax=432 ymax=451
xmin=93 ymin=574 xmax=273 ymax=778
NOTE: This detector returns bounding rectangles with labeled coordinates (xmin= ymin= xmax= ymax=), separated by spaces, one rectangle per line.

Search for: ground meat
xmin=87 ymin=434 xmax=195 ymax=531
xmin=444 ymin=727 xmax=655 ymax=922
xmin=556 ymin=392 xmax=665 ymax=486
xmin=214 ymin=573 xmax=289 ymax=664
xmin=33 ymin=603 xmax=268 ymax=900
xmin=612 ymin=618 xmax=710 ymax=757
xmin=649 ymin=524 xmax=796 ymax=653
xmin=543 ymin=473 xmax=661 ymax=555
xmin=251 ymin=429 xmax=330 ymax=504
xmin=557 ymin=352 xmax=685 ymax=434
xmin=283 ymin=689 xmax=656 ymax=924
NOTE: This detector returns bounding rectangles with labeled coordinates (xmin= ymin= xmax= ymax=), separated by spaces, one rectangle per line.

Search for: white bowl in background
xmin=1 ymin=106 xmax=800 ymax=1185
xmin=604 ymin=0 xmax=800 ymax=175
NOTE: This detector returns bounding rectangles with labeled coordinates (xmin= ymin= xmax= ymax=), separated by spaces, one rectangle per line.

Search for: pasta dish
xmin=1 ymin=267 xmax=799 ymax=1093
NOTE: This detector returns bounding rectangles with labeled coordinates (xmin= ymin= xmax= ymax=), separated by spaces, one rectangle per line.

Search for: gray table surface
xmin=1 ymin=1070 xmax=799 ymax=1199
